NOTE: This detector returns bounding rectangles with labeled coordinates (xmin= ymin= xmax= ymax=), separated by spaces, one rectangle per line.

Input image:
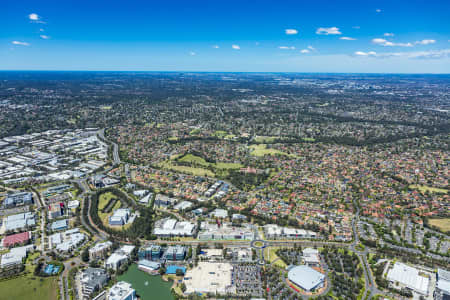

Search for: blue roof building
xmin=50 ymin=219 xmax=69 ymax=231
xmin=166 ymin=265 xmax=186 ymax=275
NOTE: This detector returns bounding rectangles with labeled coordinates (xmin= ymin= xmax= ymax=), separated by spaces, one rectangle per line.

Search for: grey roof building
xmin=79 ymin=268 xmax=109 ymax=300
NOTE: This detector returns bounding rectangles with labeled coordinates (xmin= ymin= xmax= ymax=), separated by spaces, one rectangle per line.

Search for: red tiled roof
xmin=3 ymin=231 xmax=30 ymax=247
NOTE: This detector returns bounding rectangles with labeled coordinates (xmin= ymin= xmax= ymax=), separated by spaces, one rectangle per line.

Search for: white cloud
xmin=307 ymin=45 xmax=316 ymax=51
xmin=285 ymin=29 xmax=298 ymax=35
xmin=354 ymin=51 xmax=377 ymax=56
xmin=384 ymin=33 xmax=394 ymax=37
xmin=376 ymin=9 xmax=382 ymax=13
xmin=300 ymin=49 xmax=310 ymax=54
xmin=12 ymin=41 xmax=30 ymax=46
xmin=232 ymin=44 xmax=240 ymax=50
xmin=40 ymin=35 xmax=50 ymax=39
xmin=354 ymin=49 xmax=450 ymax=59
xmin=40 ymin=28 xmax=45 ymax=32
xmin=340 ymin=37 xmax=356 ymax=40
xmin=316 ymin=27 xmax=341 ymax=35
xmin=279 ymin=46 xmax=295 ymax=50
xmin=372 ymin=38 xmax=412 ymax=47
xmin=29 ymin=13 xmax=39 ymax=21
xmin=189 ymin=51 xmax=196 ymax=56
xmin=212 ymin=45 xmax=219 ymax=49
xmin=415 ymin=39 xmax=436 ymax=45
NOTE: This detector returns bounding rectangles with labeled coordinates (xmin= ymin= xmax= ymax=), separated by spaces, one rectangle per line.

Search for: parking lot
xmin=233 ymin=264 xmax=263 ymax=297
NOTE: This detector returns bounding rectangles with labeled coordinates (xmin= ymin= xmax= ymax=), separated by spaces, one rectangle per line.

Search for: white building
xmin=0 ymin=245 xmax=34 ymax=268
xmin=198 ymin=222 xmax=254 ymax=240
xmin=89 ymin=241 xmax=113 ymax=260
xmin=105 ymin=253 xmax=128 ymax=271
xmin=107 ymin=281 xmax=136 ymax=300
xmin=386 ymin=262 xmax=430 ymax=295
xmin=263 ymin=224 xmax=317 ymax=239
xmin=153 ymin=218 xmax=196 ymax=237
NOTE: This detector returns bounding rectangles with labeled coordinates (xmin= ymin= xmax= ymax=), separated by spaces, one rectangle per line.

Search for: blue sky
xmin=1 ymin=0 xmax=449 ymax=73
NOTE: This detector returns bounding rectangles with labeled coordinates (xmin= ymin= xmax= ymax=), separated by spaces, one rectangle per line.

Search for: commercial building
xmin=287 ymin=265 xmax=325 ymax=292
xmin=50 ymin=219 xmax=69 ymax=231
xmin=162 ymin=245 xmax=186 ymax=261
xmin=89 ymin=241 xmax=113 ymax=260
xmin=105 ymin=253 xmax=128 ymax=271
xmin=138 ymin=244 xmax=162 ymax=261
xmin=0 ymin=245 xmax=34 ymax=268
xmin=4 ymin=212 xmax=36 ymax=231
xmin=210 ymin=208 xmax=228 ymax=219
xmin=3 ymin=192 xmax=33 ymax=208
xmin=302 ymin=248 xmax=320 ymax=266
xmin=173 ymin=201 xmax=193 ymax=211
xmin=198 ymin=222 xmax=254 ymax=240
xmin=153 ymin=218 xmax=196 ymax=237
xmin=109 ymin=208 xmax=131 ymax=226
xmin=138 ymin=259 xmax=160 ymax=274
xmin=50 ymin=228 xmax=85 ymax=252
xmin=263 ymin=224 xmax=318 ymax=239
xmin=154 ymin=194 xmax=177 ymax=208
xmin=435 ymin=269 xmax=450 ymax=300
xmin=2 ymin=231 xmax=31 ymax=248
xmin=79 ymin=268 xmax=109 ymax=300
xmin=386 ymin=262 xmax=429 ymax=295
xmin=48 ymin=202 xmax=65 ymax=220
xmin=107 ymin=281 xmax=136 ymax=300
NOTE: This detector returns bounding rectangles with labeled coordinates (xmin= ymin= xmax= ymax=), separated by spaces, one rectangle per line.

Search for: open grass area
xmin=409 ymin=185 xmax=447 ymax=194
xmin=98 ymin=192 xmax=116 ymax=210
xmin=249 ymin=144 xmax=290 ymax=157
xmin=178 ymin=154 xmax=209 ymax=166
xmin=254 ymin=136 xmax=278 ymax=143
xmin=429 ymin=218 xmax=450 ymax=232
xmin=0 ymin=275 xmax=58 ymax=300
xmin=0 ymin=254 xmax=59 ymax=300
xmin=266 ymin=247 xmax=287 ymax=268
xmin=159 ymin=161 xmax=215 ymax=177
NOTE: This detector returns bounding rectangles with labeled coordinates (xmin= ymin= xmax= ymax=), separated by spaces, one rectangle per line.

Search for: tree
xmin=176 ymin=268 xmax=184 ymax=276
xmin=81 ymin=248 xmax=90 ymax=262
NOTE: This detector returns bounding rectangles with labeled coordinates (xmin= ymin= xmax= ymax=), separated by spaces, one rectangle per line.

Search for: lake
xmin=118 ymin=264 xmax=174 ymax=300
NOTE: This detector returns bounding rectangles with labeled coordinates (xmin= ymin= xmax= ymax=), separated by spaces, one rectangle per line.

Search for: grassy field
xmin=159 ymin=161 xmax=215 ymax=177
xmin=409 ymin=185 xmax=447 ymax=194
xmin=429 ymin=218 xmax=450 ymax=232
xmin=98 ymin=192 xmax=116 ymax=210
xmin=0 ymin=254 xmax=59 ymax=300
xmin=266 ymin=247 xmax=287 ymax=268
xmin=249 ymin=144 xmax=290 ymax=157
xmin=254 ymin=136 xmax=278 ymax=143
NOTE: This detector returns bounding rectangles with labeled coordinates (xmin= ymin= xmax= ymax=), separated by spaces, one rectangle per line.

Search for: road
xmin=98 ymin=128 xmax=120 ymax=166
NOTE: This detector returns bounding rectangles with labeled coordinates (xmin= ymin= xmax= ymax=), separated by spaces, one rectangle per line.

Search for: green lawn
xmin=409 ymin=185 xmax=447 ymax=194
xmin=98 ymin=192 xmax=116 ymax=210
xmin=249 ymin=144 xmax=291 ymax=157
xmin=429 ymin=218 xmax=450 ymax=232
xmin=254 ymin=136 xmax=278 ymax=143
xmin=0 ymin=276 xmax=58 ymax=300
xmin=159 ymin=161 xmax=215 ymax=177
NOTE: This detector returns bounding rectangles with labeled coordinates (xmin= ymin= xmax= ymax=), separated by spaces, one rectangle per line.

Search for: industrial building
xmin=107 ymin=281 xmax=136 ymax=300
xmin=154 ymin=194 xmax=177 ymax=208
xmin=287 ymin=265 xmax=325 ymax=292
xmin=386 ymin=262 xmax=430 ymax=295
xmin=302 ymin=248 xmax=320 ymax=266
xmin=153 ymin=218 xmax=196 ymax=237
xmin=173 ymin=201 xmax=193 ymax=211
xmin=49 ymin=228 xmax=86 ymax=252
